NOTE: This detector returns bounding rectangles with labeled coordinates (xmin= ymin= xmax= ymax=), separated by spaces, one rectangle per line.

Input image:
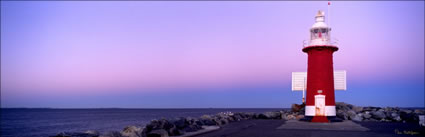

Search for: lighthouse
xmin=302 ymin=10 xmax=340 ymax=123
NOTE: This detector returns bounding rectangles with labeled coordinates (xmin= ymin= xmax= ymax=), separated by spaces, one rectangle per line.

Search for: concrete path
xmin=277 ymin=120 xmax=369 ymax=131
xmin=192 ymin=119 xmax=424 ymax=137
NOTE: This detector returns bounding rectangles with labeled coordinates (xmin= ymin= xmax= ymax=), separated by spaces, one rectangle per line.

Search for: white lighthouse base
xmin=305 ymin=106 xmax=336 ymax=116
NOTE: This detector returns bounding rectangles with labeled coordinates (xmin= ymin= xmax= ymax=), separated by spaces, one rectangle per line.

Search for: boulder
xmin=286 ymin=114 xmax=296 ymax=120
xmin=299 ymin=107 xmax=305 ymax=115
xmin=85 ymin=130 xmax=100 ymax=136
xmin=280 ymin=113 xmax=287 ymax=120
xmin=195 ymin=120 xmax=205 ymax=126
xmin=363 ymin=113 xmax=372 ymax=119
xmin=212 ymin=117 xmax=222 ymax=125
xmin=165 ymin=126 xmax=184 ymax=136
xmin=220 ymin=118 xmax=230 ymax=125
xmin=121 ymin=126 xmax=143 ymax=137
xmin=372 ymin=110 xmax=386 ymax=120
xmin=296 ymin=115 xmax=305 ymax=120
xmin=336 ymin=110 xmax=348 ymax=120
xmin=202 ymin=119 xmax=216 ymax=126
xmin=336 ymin=102 xmax=353 ymax=111
xmin=291 ymin=104 xmax=304 ymax=112
xmin=352 ymin=106 xmax=363 ymax=113
xmin=414 ymin=109 xmax=425 ymax=115
xmin=257 ymin=113 xmax=269 ymax=119
xmin=352 ymin=114 xmax=363 ymax=122
xmin=145 ymin=120 xmax=161 ymax=131
xmin=173 ymin=118 xmax=188 ymax=129
xmin=232 ymin=114 xmax=243 ymax=121
xmin=245 ymin=112 xmax=255 ymax=119
xmin=227 ymin=116 xmax=235 ymax=122
xmin=390 ymin=113 xmax=399 ymax=120
xmin=400 ymin=111 xmax=417 ymax=122
xmin=392 ymin=116 xmax=402 ymax=122
xmin=363 ymin=107 xmax=380 ymax=112
xmin=347 ymin=110 xmax=356 ymax=120
xmin=264 ymin=112 xmax=280 ymax=119
xmin=400 ymin=109 xmax=413 ymax=114
xmin=185 ymin=117 xmax=196 ymax=125
xmin=147 ymin=129 xmax=168 ymax=137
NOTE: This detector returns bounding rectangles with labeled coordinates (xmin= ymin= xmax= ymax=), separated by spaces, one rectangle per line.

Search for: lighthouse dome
xmin=312 ymin=21 xmax=328 ymax=29
xmin=311 ymin=10 xmax=328 ymax=29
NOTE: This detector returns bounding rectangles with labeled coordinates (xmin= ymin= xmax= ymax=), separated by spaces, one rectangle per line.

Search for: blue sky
xmin=1 ymin=1 xmax=424 ymax=108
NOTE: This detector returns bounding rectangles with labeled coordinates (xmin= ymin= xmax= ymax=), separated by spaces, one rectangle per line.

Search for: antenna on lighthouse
xmin=328 ymin=1 xmax=331 ymax=29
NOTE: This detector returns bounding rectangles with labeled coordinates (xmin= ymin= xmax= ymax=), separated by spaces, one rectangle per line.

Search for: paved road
xmin=193 ymin=120 xmax=425 ymax=137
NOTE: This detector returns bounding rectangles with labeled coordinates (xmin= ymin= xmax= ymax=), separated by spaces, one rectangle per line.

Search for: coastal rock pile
xmin=334 ymin=102 xmax=424 ymax=123
xmin=53 ymin=102 xmax=424 ymax=137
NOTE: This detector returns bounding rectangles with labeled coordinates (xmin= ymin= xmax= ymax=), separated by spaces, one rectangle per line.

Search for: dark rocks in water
xmin=263 ymin=112 xmax=281 ymax=119
xmin=121 ymin=126 xmax=143 ymax=137
xmin=352 ymin=106 xmax=363 ymax=113
xmin=299 ymin=107 xmax=305 ymax=115
xmin=351 ymin=114 xmax=363 ymax=122
xmin=334 ymin=103 xmax=424 ymax=123
xmin=336 ymin=102 xmax=353 ymax=111
xmin=195 ymin=119 xmax=205 ymax=126
xmin=291 ymin=103 xmax=305 ymax=113
xmin=347 ymin=110 xmax=356 ymax=120
xmin=200 ymin=115 xmax=216 ymax=126
xmin=147 ymin=129 xmax=168 ymax=137
xmin=400 ymin=111 xmax=417 ymax=122
xmin=414 ymin=109 xmax=425 ymax=115
xmin=336 ymin=109 xmax=348 ymax=120
xmin=173 ymin=118 xmax=188 ymax=129
xmin=257 ymin=113 xmax=269 ymax=119
xmin=296 ymin=115 xmax=305 ymax=120
xmin=390 ymin=112 xmax=400 ymax=119
xmin=363 ymin=113 xmax=372 ymax=119
xmin=219 ymin=118 xmax=229 ymax=125
xmin=168 ymin=127 xmax=184 ymax=136
xmin=372 ymin=110 xmax=386 ymax=120
xmin=232 ymin=113 xmax=243 ymax=121
xmin=85 ymin=131 xmax=100 ymax=137
xmin=286 ymin=114 xmax=296 ymax=120
xmin=280 ymin=111 xmax=287 ymax=120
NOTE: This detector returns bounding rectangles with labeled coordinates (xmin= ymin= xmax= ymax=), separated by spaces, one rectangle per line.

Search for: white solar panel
xmin=291 ymin=70 xmax=346 ymax=91
xmin=292 ymin=72 xmax=307 ymax=91
xmin=333 ymin=70 xmax=347 ymax=90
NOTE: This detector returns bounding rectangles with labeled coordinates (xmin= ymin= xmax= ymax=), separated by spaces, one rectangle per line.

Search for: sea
xmin=0 ymin=108 xmax=284 ymax=137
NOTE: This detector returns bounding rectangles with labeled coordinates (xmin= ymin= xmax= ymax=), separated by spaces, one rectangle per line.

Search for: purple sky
xmin=1 ymin=1 xmax=424 ymax=108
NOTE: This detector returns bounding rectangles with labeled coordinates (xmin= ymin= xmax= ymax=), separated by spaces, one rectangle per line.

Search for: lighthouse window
xmin=321 ymin=28 xmax=328 ymax=33
xmin=313 ymin=29 xmax=319 ymax=33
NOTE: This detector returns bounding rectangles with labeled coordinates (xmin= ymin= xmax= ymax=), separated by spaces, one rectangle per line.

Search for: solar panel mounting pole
xmin=302 ymin=77 xmax=306 ymax=103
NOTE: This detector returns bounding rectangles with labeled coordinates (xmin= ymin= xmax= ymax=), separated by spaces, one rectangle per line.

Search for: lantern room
xmin=308 ymin=10 xmax=333 ymax=46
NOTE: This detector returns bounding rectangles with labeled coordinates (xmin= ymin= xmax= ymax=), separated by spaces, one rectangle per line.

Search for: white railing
xmin=303 ymin=38 xmax=339 ymax=47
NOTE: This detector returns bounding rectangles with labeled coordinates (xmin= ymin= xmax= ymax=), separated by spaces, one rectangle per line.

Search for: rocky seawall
xmin=53 ymin=102 xmax=424 ymax=137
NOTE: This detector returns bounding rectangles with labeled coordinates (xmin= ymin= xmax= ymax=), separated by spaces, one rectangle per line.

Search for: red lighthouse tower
xmin=302 ymin=11 xmax=340 ymax=123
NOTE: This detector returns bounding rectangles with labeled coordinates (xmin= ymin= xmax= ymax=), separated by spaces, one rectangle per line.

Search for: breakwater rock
xmin=334 ymin=102 xmax=424 ymax=123
xmin=53 ymin=102 xmax=424 ymax=137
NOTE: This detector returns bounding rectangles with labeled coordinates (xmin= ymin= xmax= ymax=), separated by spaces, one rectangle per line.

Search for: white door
xmin=315 ymin=95 xmax=326 ymax=116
